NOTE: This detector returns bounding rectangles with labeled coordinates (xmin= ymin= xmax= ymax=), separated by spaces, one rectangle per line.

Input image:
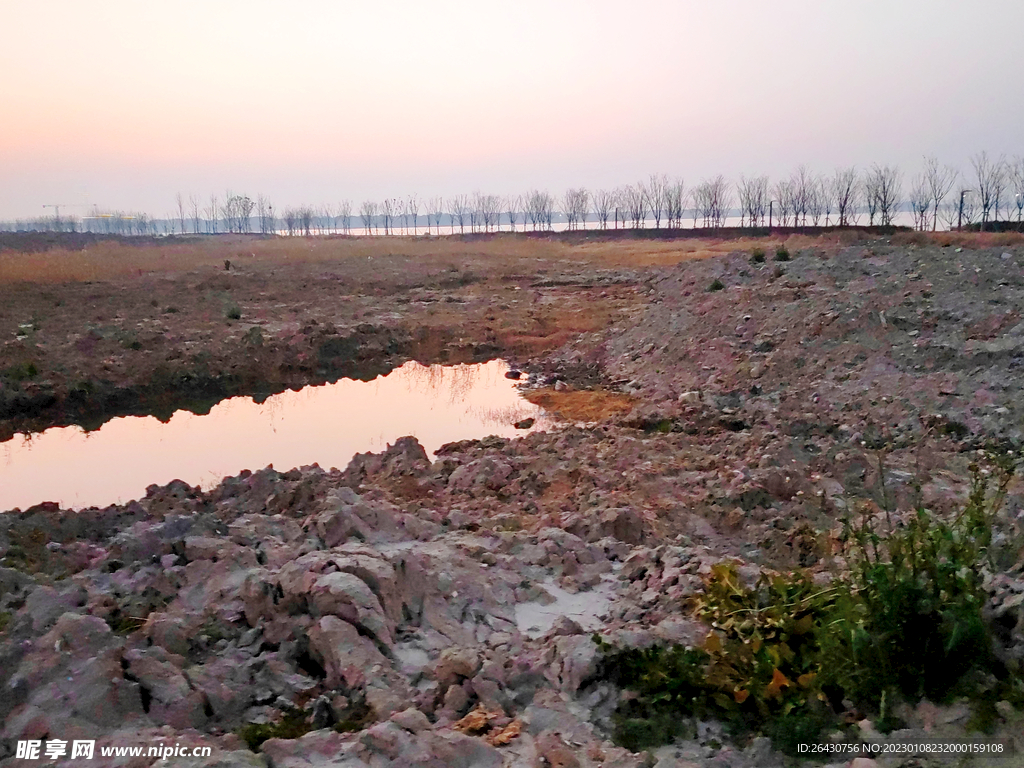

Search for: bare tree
xmin=738 ymin=175 xmax=768 ymax=227
xmin=561 ymin=188 xmax=588 ymax=231
xmin=478 ymin=194 xmax=501 ymax=232
xmin=257 ymin=194 xmax=274 ymax=235
xmin=339 ymin=200 xmax=352 ymax=234
xmin=381 ymin=198 xmax=400 ymax=235
xmin=504 ymin=195 xmax=521 ymax=232
xmin=665 ymin=179 xmax=686 ymax=228
xmin=693 ymin=181 xmax=712 ymax=228
xmin=425 ymin=197 xmax=441 ymax=234
xmin=971 ymin=151 xmax=1006 ymax=229
xmin=533 ymin=191 xmax=555 ymax=230
xmin=189 ymin=195 xmax=201 ymax=234
xmin=468 ymin=193 xmax=482 ymax=233
xmin=240 ymin=195 xmax=255 ymax=233
xmin=992 ymin=162 xmax=1008 ymax=224
xmin=448 ymin=195 xmax=468 ymax=234
xmin=623 ymin=184 xmax=647 ymax=228
xmin=819 ymin=174 xmax=836 ymax=226
xmin=863 ymin=174 xmax=880 ymax=226
xmin=207 ymin=194 xmax=219 ymax=234
xmin=790 ymin=166 xmax=814 ymax=227
xmin=644 ymin=174 xmax=667 ymax=228
xmin=298 ymin=206 xmax=313 ymax=236
xmin=873 ymin=165 xmax=903 ymax=226
xmin=175 ymin=193 xmax=186 ymax=235
xmin=1011 ymin=157 xmax=1024 ymax=224
xmin=406 ymin=195 xmax=420 ymax=235
xmin=525 ymin=190 xmax=552 ymax=231
xmin=832 ymin=168 xmax=859 ymax=226
xmin=863 ymin=165 xmax=902 ymax=226
xmin=923 ymin=156 xmax=957 ymax=231
xmin=709 ymin=176 xmax=731 ymax=227
xmin=772 ymin=179 xmax=793 ymax=226
xmin=909 ymin=174 xmax=932 ymax=231
xmin=359 ymin=201 xmax=377 ymax=234
xmin=576 ymin=188 xmax=590 ymax=230
xmin=687 ymin=178 xmax=721 ymax=229
xmin=807 ymin=178 xmax=825 ymax=226
xmin=221 ymin=194 xmax=235 ymax=234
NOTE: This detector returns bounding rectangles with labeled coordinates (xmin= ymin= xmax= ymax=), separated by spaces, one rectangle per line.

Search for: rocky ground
xmin=2 ymin=231 xmax=1024 ymax=767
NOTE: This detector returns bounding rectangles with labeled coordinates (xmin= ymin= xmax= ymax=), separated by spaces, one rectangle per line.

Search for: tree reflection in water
xmin=0 ymin=359 xmax=551 ymax=512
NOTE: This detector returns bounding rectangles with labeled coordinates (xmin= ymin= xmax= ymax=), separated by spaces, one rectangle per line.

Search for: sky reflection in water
xmin=0 ymin=359 xmax=548 ymax=511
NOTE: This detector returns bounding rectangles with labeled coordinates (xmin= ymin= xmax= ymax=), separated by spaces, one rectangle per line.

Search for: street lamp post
xmin=957 ymin=189 xmax=972 ymax=231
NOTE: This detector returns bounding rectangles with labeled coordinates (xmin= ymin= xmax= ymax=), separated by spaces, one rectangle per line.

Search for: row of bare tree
xmin=5 ymin=153 xmax=1023 ymax=235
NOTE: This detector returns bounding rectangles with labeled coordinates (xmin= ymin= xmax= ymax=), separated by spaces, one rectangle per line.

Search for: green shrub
xmin=237 ymin=709 xmax=312 ymax=751
xmin=708 ymin=279 xmax=725 ymax=292
xmin=4 ymin=361 xmax=38 ymax=381
xmin=226 ymin=305 xmax=242 ymax=320
xmin=594 ymin=450 xmax=1022 ymax=755
xmin=774 ymin=246 xmax=790 ymax=262
xmin=750 ymin=247 xmax=766 ymax=263
xmin=826 ymin=451 xmax=1017 ymax=705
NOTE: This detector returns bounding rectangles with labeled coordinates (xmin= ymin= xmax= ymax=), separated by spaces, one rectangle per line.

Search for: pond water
xmin=0 ymin=359 xmax=550 ymax=512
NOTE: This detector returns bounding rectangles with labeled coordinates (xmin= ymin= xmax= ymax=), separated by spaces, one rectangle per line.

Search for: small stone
xmin=550 ymin=616 xmax=583 ymax=636
xmin=390 ymin=707 xmax=431 ymax=733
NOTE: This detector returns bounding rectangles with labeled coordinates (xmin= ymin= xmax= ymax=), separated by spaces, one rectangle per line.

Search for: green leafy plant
xmin=237 ymin=709 xmax=312 ymax=751
xmin=774 ymin=246 xmax=790 ymax=262
xmin=750 ymin=247 xmax=766 ymax=263
xmin=825 ymin=451 xmax=1017 ymax=706
xmin=4 ymin=361 xmax=38 ymax=380
xmin=708 ymin=278 xmax=725 ymax=292
xmin=226 ymin=305 xmax=242 ymax=320
xmin=594 ymin=450 xmax=1022 ymax=754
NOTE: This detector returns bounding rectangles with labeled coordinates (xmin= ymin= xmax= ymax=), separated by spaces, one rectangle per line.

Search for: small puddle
xmin=0 ymin=360 xmax=550 ymax=512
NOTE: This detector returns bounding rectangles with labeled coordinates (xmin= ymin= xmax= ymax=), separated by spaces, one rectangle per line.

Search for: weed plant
xmin=774 ymin=246 xmax=791 ymax=261
xmin=595 ymin=450 xmax=1023 ymax=754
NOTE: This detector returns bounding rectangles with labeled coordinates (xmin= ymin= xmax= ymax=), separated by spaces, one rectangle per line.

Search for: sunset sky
xmin=2 ymin=0 xmax=1022 ymax=219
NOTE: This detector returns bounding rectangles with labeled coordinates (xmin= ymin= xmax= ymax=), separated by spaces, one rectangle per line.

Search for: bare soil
xmin=2 ymin=229 xmax=1023 ymax=765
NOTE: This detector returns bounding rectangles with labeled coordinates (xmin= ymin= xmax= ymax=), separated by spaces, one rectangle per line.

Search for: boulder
xmin=308 ymin=615 xmax=391 ymax=691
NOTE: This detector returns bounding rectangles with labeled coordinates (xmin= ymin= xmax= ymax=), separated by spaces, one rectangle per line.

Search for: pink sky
xmin=1 ymin=0 xmax=1022 ymax=219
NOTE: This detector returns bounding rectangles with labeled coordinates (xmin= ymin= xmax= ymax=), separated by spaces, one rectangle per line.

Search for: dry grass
xmin=524 ymin=387 xmax=637 ymax=422
xmin=890 ymin=230 xmax=1024 ymax=249
xmin=0 ymin=232 xmax=863 ymax=285
xmin=568 ymin=233 xmax=851 ymax=266
xmin=0 ymin=235 xmax=569 ymax=284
